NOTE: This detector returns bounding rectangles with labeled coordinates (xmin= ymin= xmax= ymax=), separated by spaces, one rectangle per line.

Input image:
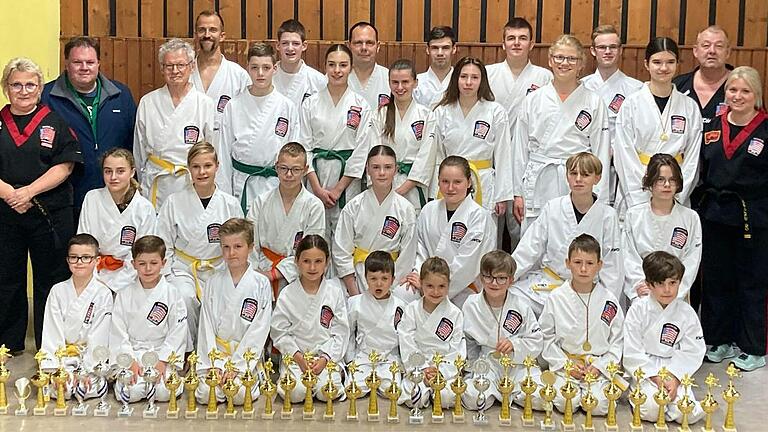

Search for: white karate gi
xmin=133 ymin=85 xmax=217 ymax=208
xmin=461 ymin=290 xmax=543 ymax=410
xmin=512 ymin=195 xmax=623 ymax=315
xmin=333 ymin=188 xmax=417 ymax=293
xmin=346 ymin=292 xmax=407 ymax=396
xmin=623 ymin=296 xmax=706 ymax=423
xmin=78 ymin=188 xmax=157 ymax=292
xmin=622 ymin=202 xmax=702 ymax=301
xmin=270 ymin=278 xmax=350 ymax=402
xmin=614 ymin=84 xmax=703 ymax=213
xmin=110 ymin=277 xmax=187 ymax=403
xmin=195 ymin=265 xmax=272 ymax=404
xmin=486 ymin=60 xmax=553 ymax=126
xmin=536 ymin=281 xmax=624 ymax=415
xmin=513 ymin=83 xmax=610 ymax=229
xmin=190 ymin=54 xmax=251 ymax=131
xmin=274 ymin=60 xmax=328 ymax=107
xmin=349 ymin=64 xmax=391 ymax=110
xmin=217 ymin=88 xmax=299 ymax=212
xmin=398 ymin=297 xmax=466 ymax=408
xmin=413 ymin=197 xmax=497 ymax=305
xmin=413 ymin=67 xmax=452 ymax=108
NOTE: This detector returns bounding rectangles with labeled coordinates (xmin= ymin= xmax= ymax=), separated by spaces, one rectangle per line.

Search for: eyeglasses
xmin=162 ymin=61 xmax=192 ymax=72
xmin=67 ymin=255 xmax=96 ymax=264
xmin=481 ymin=274 xmax=510 ymax=285
xmin=275 ymin=165 xmax=305 ymax=176
xmin=551 ymin=55 xmax=580 ymax=65
xmin=8 ymin=82 xmax=39 ymax=93
xmin=654 ymin=177 xmax=679 ymax=186
xmin=594 ymin=44 xmax=620 ymax=52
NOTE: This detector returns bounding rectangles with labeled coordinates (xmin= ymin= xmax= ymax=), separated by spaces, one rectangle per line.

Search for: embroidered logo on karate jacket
xmin=293 ymin=231 xmax=304 ymax=250
xmin=378 ymin=94 xmax=391 ymax=107
xmin=600 ymin=301 xmax=618 ymax=325
xmin=320 ymin=305 xmax=334 ymax=328
xmin=183 ymin=125 xmax=200 ymax=144
xmin=450 ymin=222 xmax=467 ymax=243
xmin=411 ymin=120 xmax=425 ymax=140
xmin=240 ymin=298 xmax=258 ymax=322
xmin=748 ymin=138 xmax=764 ymax=156
xmin=670 ymin=227 xmax=688 ymax=249
xmin=435 ymin=317 xmax=454 ymax=341
xmin=207 ymin=223 xmax=221 ymax=243
xmin=473 ymin=120 xmax=490 ymax=139
xmin=608 ymin=94 xmax=625 ymax=113
xmin=575 ymin=110 xmax=592 ymax=131
xmin=346 ymin=106 xmax=362 ymax=130
xmin=275 ymin=117 xmax=289 ymax=137
xmin=217 ymin=95 xmax=231 ymax=113
xmin=303 ymin=92 xmax=312 ymax=102
xmin=394 ymin=306 xmax=403 ymax=330
xmin=526 ymin=84 xmax=539 ymax=95
xmin=39 ymin=125 xmax=56 ymax=148
xmin=715 ymin=102 xmax=728 ymax=117
xmin=147 ymin=301 xmax=169 ymax=325
xmin=83 ymin=302 xmax=95 ymax=324
xmin=704 ymin=130 xmax=721 ymax=145
xmin=381 ymin=216 xmax=400 ymax=239
xmin=671 ymin=115 xmax=687 ymax=134
xmin=120 ymin=226 xmax=137 ymax=246
xmin=659 ymin=323 xmax=680 ymax=347
xmin=503 ymin=310 xmax=523 ymax=334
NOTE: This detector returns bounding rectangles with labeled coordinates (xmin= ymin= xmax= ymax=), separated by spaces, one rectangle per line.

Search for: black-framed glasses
xmin=275 ymin=165 xmax=305 ymax=176
xmin=67 ymin=255 xmax=96 ymax=264
xmin=481 ymin=274 xmax=510 ymax=285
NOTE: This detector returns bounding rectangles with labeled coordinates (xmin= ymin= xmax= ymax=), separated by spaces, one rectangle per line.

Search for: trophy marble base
xmin=117 ymin=406 xmax=133 ymax=418
xmin=431 ymin=413 xmax=444 ymax=423
xmin=700 ymin=427 xmax=715 ymax=432
xmin=452 ymin=413 xmax=465 ymax=423
xmin=303 ymin=408 xmax=315 ymax=420
xmin=143 ymin=405 xmax=159 ymax=418
xmin=260 ymin=411 xmax=274 ymax=420
xmin=604 ymin=422 xmax=619 ymax=432
xmin=499 ymin=414 xmax=512 ymax=426
xmin=72 ymin=405 xmax=89 ymax=416
xmin=722 ymin=428 xmax=736 ymax=432
xmin=541 ymin=420 xmax=556 ymax=431
xmin=280 ymin=408 xmax=293 ymax=420
xmin=93 ymin=404 xmax=110 ymax=417
xmin=241 ymin=410 xmax=254 ymax=419
xmin=409 ymin=411 xmax=424 ymax=424
xmin=629 ymin=423 xmax=644 ymax=431
xmin=324 ymin=413 xmax=335 ymax=421
xmin=473 ymin=413 xmax=489 ymax=425
xmin=224 ymin=411 xmax=237 ymax=419
xmin=522 ymin=415 xmax=535 ymax=427
xmin=205 ymin=410 xmax=219 ymax=420
xmin=54 ymin=407 xmax=68 ymax=416
xmin=387 ymin=415 xmax=399 ymax=423
xmin=33 ymin=407 xmax=47 ymax=416
xmin=14 ymin=407 xmax=28 ymax=416
xmin=184 ymin=408 xmax=198 ymax=419
xmin=166 ymin=409 xmax=179 ymax=419
xmin=581 ymin=425 xmax=595 ymax=432
xmin=0 ymin=406 xmax=7 ymax=415
xmin=561 ymin=421 xmax=576 ymax=431
xmin=346 ymin=413 xmax=358 ymax=421
xmin=367 ymin=412 xmax=379 ymax=422
xmin=654 ymin=424 xmax=669 ymax=432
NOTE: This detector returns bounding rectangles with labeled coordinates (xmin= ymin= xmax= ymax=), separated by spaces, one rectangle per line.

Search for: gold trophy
xmin=581 ymin=371 xmax=598 ymax=432
xmin=385 ymin=361 xmax=402 ymax=423
xmin=365 ymin=350 xmax=382 ymax=421
xmin=345 ymin=361 xmax=363 ymax=421
xmin=258 ymin=356 xmax=277 ymax=420
xmin=222 ymin=359 xmax=240 ymax=419
xmin=0 ymin=345 xmax=12 ymax=414
xmin=722 ymin=363 xmax=741 ymax=432
xmin=279 ymin=354 xmax=297 ymax=419
xmin=497 ymin=353 xmax=514 ymax=426
xmin=205 ymin=348 xmax=224 ymax=419
xmin=51 ymin=346 xmax=70 ymax=416
xmin=321 ymin=360 xmax=339 ymax=421
xmin=520 ymin=355 xmax=538 ymax=427
xmin=30 ymin=350 xmax=50 ymax=416
xmin=301 ymin=352 xmax=319 ymax=420
xmin=428 ymin=353 xmax=447 ymax=423
xmin=653 ymin=366 xmax=672 ymax=432
xmin=184 ymin=351 xmax=200 ymax=419
xmin=560 ymin=359 xmax=578 ymax=432
xmin=450 ymin=356 xmax=467 ymax=424
xmin=629 ymin=367 xmax=647 ymax=432
xmin=677 ymin=374 xmax=696 ymax=432
xmin=700 ymin=373 xmax=720 ymax=432
xmin=165 ymin=351 xmax=182 ymax=419
xmin=539 ymin=370 xmax=557 ymax=431
xmin=239 ymin=349 xmax=256 ymax=419
xmin=603 ymin=361 xmax=623 ymax=432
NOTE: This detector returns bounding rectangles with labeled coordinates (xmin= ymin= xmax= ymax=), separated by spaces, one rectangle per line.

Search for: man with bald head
xmin=347 ymin=21 xmax=391 ymax=110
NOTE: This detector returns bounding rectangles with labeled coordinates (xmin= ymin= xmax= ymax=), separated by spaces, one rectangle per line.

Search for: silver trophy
xmin=13 ymin=377 xmax=31 ymax=416
xmin=115 ymin=353 xmax=134 ymax=417
xmin=141 ymin=351 xmax=160 ymax=418
xmin=70 ymin=362 xmax=88 ymax=416
xmin=471 ymin=358 xmax=491 ymax=425
xmin=91 ymin=346 xmax=111 ymax=417
xmin=406 ymin=352 xmax=426 ymax=425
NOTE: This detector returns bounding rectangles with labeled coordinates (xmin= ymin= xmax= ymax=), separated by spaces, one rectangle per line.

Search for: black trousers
xmin=701 ymin=220 xmax=768 ymax=356
xmin=0 ymin=206 xmax=72 ymax=351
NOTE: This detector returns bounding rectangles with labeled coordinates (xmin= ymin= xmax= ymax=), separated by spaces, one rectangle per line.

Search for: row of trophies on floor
xmin=0 ymin=343 xmax=742 ymax=431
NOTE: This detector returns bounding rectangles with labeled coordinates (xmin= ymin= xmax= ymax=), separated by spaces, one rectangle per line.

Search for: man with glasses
xmin=347 ymin=21 xmax=391 ymax=109
xmin=42 ymin=36 xmax=137 ymax=222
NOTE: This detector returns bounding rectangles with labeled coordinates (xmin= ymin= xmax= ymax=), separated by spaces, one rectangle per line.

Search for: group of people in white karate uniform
xmin=34 ymin=10 xmax=764 ymax=426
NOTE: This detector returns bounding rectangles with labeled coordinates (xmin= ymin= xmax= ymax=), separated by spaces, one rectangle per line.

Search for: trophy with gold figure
xmin=629 ymin=367 xmax=647 ymax=432
xmin=321 ymin=360 xmax=339 ymax=421
xmin=700 ymin=373 xmax=719 ymax=432
xmin=581 ymin=371 xmax=598 ymax=432
xmin=385 ymin=361 xmax=402 ymax=423
xmin=30 ymin=350 xmax=50 ymax=416
xmin=450 ymin=356 xmax=467 ymax=423
xmin=676 ymin=374 xmax=696 ymax=432
xmin=539 ymin=370 xmax=557 ymax=431
xmin=428 ymin=353 xmax=447 ymax=423
xmin=301 ymin=351 xmax=319 ymax=420
xmin=52 ymin=346 xmax=70 ymax=416
xmin=258 ymin=356 xmax=276 ymax=420
xmin=240 ymin=349 xmax=256 ymax=419
xmin=345 ymin=360 xmax=362 ymax=421
xmin=164 ymin=351 xmax=182 ymax=419
xmin=653 ymin=366 xmax=673 ymax=432
xmin=205 ymin=348 xmax=224 ymax=419
xmin=365 ymin=350 xmax=382 ymax=421
xmin=222 ymin=359 xmax=240 ymax=419
xmin=560 ymin=360 xmax=579 ymax=432
xmin=520 ymin=355 xmax=538 ymax=427
xmin=405 ymin=352 xmax=426 ymax=424
xmin=184 ymin=351 xmax=200 ymax=419
xmin=0 ymin=345 xmax=13 ymax=414
xmin=603 ymin=361 xmax=623 ymax=432
xmin=497 ymin=353 xmax=515 ymax=426
xmin=722 ymin=363 xmax=741 ymax=432
xmin=279 ymin=354 xmax=297 ymax=419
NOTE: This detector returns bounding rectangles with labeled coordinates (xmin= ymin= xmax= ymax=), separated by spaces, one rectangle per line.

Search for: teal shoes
xmin=732 ymin=353 xmax=766 ymax=372
xmin=706 ymin=344 xmax=737 ymax=363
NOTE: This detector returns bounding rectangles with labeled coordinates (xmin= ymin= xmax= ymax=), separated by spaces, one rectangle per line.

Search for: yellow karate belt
xmin=174 ymin=248 xmax=222 ymax=300
xmin=637 ymin=152 xmax=683 ymax=166
xmin=531 ymin=266 xmax=565 ymax=291
xmin=215 ymin=336 xmax=238 ymax=357
xmin=147 ymin=154 xmax=188 ymax=207
xmin=352 ymin=247 xmax=400 ymax=265
xmin=565 ymin=352 xmax=628 ymax=391
xmin=437 ymin=159 xmax=491 ymax=206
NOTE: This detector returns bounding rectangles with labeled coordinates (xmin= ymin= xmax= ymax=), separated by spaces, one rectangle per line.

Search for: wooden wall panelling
xmin=322 ymin=0 xmax=346 ymax=41
xmin=513 ymin=0 xmax=538 ymax=42
xmin=624 ymin=0 xmax=650 ymax=44
xmin=541 ymin=0 xmax=565 ymax=43
xmin=141 ymin=0 xmax=164 ymax=37
xmin=245 ymin=0 xmax=268 ymax=40
xmin=347 ymin=0 xmax=370 ymax=28
xmin=218 ymin=0 xmax=243 ymax=40
xmin=714 ymin=0 xmax=740 ymax=47
xmin=111 ymin=38 xmax=128 ymax=84
xmin=97 ymin=37 xmax=114 ymax=77
xmin=116 ymin=0 xmax=139 ymax=37
xmin=139 ymin=38 xmax=156 ymax=95
xmin=485 ymin=0 xmax=510 ymax=43
xmin=654 ymin=0 xmax=680 ymax=39
xmin=569 ymin=0 xmax=595 ymax=43
xmin=743 ymin=0 xmax=768 ymax=48
xmin=61 ymin=0 xmax=84 ymax=36
xmin=458 ymin=0 xmax=482 ymax=42
xmin=681 ymin=0 xmax=709 ymax=45
xmin=597 ymin=0 xmax=622 ymax=31
xmin=125 ymin=38 xmax=141 ymax=95
xmin=431 ymin=0 xmax=454 ymax=31
xmin=89 ymin=0 xmax=111 ymax=36
xmin=401 ymin=0 xmax=426 ymax=42
xmin=297 ymin=0 xmax=321 ymax=40
xmin=271 ymin=0 xmax=294 ymax=39
xmin=166 ymin=0 xmax=190 ymax=37
xmin=374 ymin=0 xmax=398 ymax=42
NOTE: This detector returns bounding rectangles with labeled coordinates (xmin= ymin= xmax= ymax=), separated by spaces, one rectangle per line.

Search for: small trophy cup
xmin=184 ymin=351 xmax=200 ymax=419
xmin=115 ymin=353 xmax=135 ymax=418
xmin=92 ymin=346 xmax=111 ymax=417
xmin=471 ymin=358 xmax=490 ymax=425
xmin=345 ymin=361 xmax=362 ymax=421
xmin=13 ymin=378 xmax=31 ymax=416
xmin=722 ymin=363 xmax=741 ymax=432
xmin=259 ymin=356 xmax=277 ymax=420
xmin=603 ymin=361 xmax=623 ymax=432
xmin=240 ymin=349 xmax=256 ymax=419
xmin=560 ymin=360 xmax=578 ymax=432
xmin=321 ymin=360 xmax=339 ymax=421
xmin=653 ymin=366 xmax=672 ymax=432
xmin=428 ymin=353 xmax=447 ymax=423
xmin=70 ymin=362 xmax=88 ymax=416
xmin=222 ymin=359 xmax=240 ymax=419
xmin=279 ymin=354 xmax=297 ymax=419
xmin=365 ymin=350 xmax=382 ymax=422
xmin=205 ymin=348 xmax=224 ymax=420
xmin=497 ymin=353 xmax=515 ymax=426
xmin=164 ymin=351 xmax=182 ymax=419
xmin=539 ymin=370 xmax=557 ymax=431
xmin=629 ymin=367 xmax=647 ymax=432
xmin=301 ymin=352 xmax=319 ymax=420
xmin=520 ymin=355 xmax=538 ymax=427
xmin=141 ymin=351 xmax=161 ymax=418
xmin=0 ymin=345 xmax=12 ymax=414
xmin=450 ymin=356 xmax=467 ymax=424
xmin=700 ymin=373 xmax=720 ymax=432
xmin=30 ymin=350 xmax=50 ymax=416
xmin=385 ymin=361 xmax=402 ymax=423
xmin=52 ymin=346 xmax=70 ymax=416
xmin=406 ymin=352 xmax=426 ymax=424
xmin=677 ymin=374 xmax=696 ymax=432
xmin=581 ymin=371 xmax=598 ymax=432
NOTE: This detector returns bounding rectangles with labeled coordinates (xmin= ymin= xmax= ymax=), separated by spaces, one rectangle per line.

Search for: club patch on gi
xmin=670 ymin=227 xmax=688 ymax=249
xmin=274 ymin=117 xmax=289 ymax=137
xmin=715 ymin=102 xmax=728 ymax=117
xmin=473 ymin=120 xmax=490 ymax=139
xmin=293 ymin=231 xmax=304 ymax=250
xmin=608 ymin=94 xmax=625 ymax=113
xmin=381 ymin=216 xmax=400 ymax=239
xmin=575 ymin=110 xmax=592 ymax=131
xmin=240 ymin=298 xmax=258 ymax=322
xmin=183 ymin=125 xmax=200 ymax=144
xmin=216 ymin=95 xmax=231 ymax=113
xmin=450 ymin=221 xmax=467 ymax=243
xmin=394 ymin=306 xmax=403 ymax=330
xmin=120 ymin=225 xmax=137 ymax=246
xmin=147 ymin=301 xmax=169 ymax=325
xmin=748 ymin=138 xmax=764 ymax=156
xmin=39 ymin=125 xmax=56 ymax=148
xmin=207 ymin=223 xmax=221 ymax=243
xmin=378 ymin=93 xmax=391 ymax=107
xmin=303 ymin=92 xmax=312 ymax=102
xmin=320 ymin=305 xmax=334 ymax=328
xmin=435 ymin=317 xmax=454 ymax=341
xmin=526 ymin=84 xmax=539 ymax=95
xmin=83 ymin=302 xmax=95 ymax=324
xmin=659 ymin=323 xmax=680 ymax=347
xmin=704 ymin=130 xmax=721 ymax=145
xmin=503 ymin=309 xmax=523 ymax=334
xmin=671 ymin=115 xmax=686 ymax=134
xmin=600 ymin=300 xmax=618 ymax=325
xmin=411 ymin=120 xmax=425 ymax=140
xmin=346 ymin=106 xmax=362 ymax=130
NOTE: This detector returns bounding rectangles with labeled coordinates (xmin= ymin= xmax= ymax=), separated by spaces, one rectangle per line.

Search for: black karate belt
xmin=698 ymin=189 xmax=752 ymax=241
xmin=31 ymin=197 xmax=63 ymax=250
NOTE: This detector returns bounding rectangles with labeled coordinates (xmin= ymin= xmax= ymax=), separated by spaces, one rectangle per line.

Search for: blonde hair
xmin=566 ymin=152 xmax=603 ymax=176
xmin=187 ymin=141 xmax=218 ymax=165
xmin=219 ymin=218 xmax=255 ymax=246
xmin=101 ymin=147 xmax=141 ymax=209
xmin=549 ymin=34 xmax=586 ymax=61
xmin=1 ymin=57 xmax=43 ymax=99
xmin=726 ymin=66 xmax=763 ymax=110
